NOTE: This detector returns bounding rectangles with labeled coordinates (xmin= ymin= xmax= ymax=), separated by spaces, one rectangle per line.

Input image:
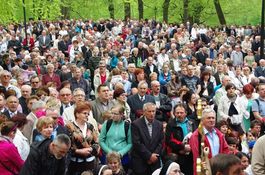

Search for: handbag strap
xmin=0 ymin=159 xmax=17 ymax=175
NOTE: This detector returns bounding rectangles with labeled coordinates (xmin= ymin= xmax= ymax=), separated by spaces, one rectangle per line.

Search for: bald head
xmin=21 ymin=85 xmax=32 ymax=98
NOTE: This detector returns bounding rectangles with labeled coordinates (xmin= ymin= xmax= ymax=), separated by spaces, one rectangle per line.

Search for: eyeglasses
xmin=60 ymin=94 xmax=71 ymax=97
xmin=2 ymin=75 xmax=10 ymax=77
xmin=31 ymin=81 xmax=39 ymax=84
xmin=74 ymin=94 xmax=85 ymax=97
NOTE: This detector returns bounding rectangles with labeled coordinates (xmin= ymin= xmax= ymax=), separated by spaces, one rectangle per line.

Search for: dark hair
xmin=171 ymin=70 xmax=180 ymax=84
xmin=200 ymin=71 xmax=210 ymax=82
xmin=226 ymin=137 xmax=238 ymax=145
xmin=173 ymin=103 xmax=188 ymax=112
xmin=250 ymin=119 xmax=261 ymax=128
xmin=0 ymin=121 xmax=17 ymax=136
xmin=10 ymin=113 xmax=28 ymax=128
xmin=210 ymin=154 xmax=240 ymax=175
xmin=225 ymin=83 xmax=236 ymax=91
xmin=235 ymin=152 xmax=249 ymax=162
xmin=163 ymin=153 xmax=179 ymax=164
xmin=60 ymin=81 xmax=72 ymax=90
xmin=113 ymin=88 xmax=125 ymax=99
xmin=135 ymin=109 xmax=144 ymax=120
xmin=5 ymin=89 xmax=16 ymax=99
xmin=183 ymin=90 xmax=195 ymax=103
xmin=97 ymin=84 xmax=109 ymax=93
xmin=256 ymin=83 xmax=265 ymax=91
xmin=217 ymin=119 xmax=228 ymax=129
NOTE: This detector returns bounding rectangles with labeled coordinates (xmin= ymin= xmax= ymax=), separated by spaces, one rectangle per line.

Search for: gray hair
xmin=46 ymin=63 xmax=54 ymax=70
xmin=138 ymin=81 xmax=148 ymax=88
xmin=31 ymin=100 xmax=46 ymax=111
xmin=46 ymin=107 xmax=60 ymax=116
xmin=73 ymin=88 xmax=85 ymax=96
xmin=52 ymin=134 xmax=71 ymax=148
xmin=151 ymin=80 xmax=160 ymax=87
xmin=143 ymin=102 xmax=156 ymax=111
xmin=201 ymin=108 xmax=216 ymax=119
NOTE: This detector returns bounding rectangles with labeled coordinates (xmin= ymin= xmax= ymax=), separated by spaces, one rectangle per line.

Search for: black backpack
xmin=106 ymin=119 xmax=130 ymax=141
xmin=250 ymin=99 xmax=259 ymax=121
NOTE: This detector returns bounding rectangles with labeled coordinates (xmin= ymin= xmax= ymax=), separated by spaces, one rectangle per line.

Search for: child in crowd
xmin=217 ymin=119 xmax=229 ymax=138
xmin=226 ymin=137 xmax=239 ymax=155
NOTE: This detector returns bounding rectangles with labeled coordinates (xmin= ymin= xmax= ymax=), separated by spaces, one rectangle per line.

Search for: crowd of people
xmin=0 ymin=16 xmax=265 ymax=175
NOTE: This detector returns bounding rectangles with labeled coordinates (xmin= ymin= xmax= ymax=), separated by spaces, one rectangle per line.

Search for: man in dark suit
xmin=150 ymin=81 xmax=172 ymax=122
xmin=106 ymin=19 xmax=114 ymax=31
xmin=255 ymin=59 xmax=265 ymax=78
xmin=7 ymin=35 xmax=21 ymax=55
xmin=61 ymin=63 xmax=76 ymax=82
xmin=127 ymin=81 xmax=156 ymax=121
xmin=19 ymin=85 xmax=32 ymax=115
xmin=130 ymin=102 xmax=164 ymax=175
xmin=200 ymin=58 xmax=212 ymax=73
xmin=213 ymin=64 xmax=228 ymax=86
xmin=81 ymin=40 xmax=90 ymax=57
xmin=2 ymin=96 xmax=20 ymax=120
xmin=38 ymin=30 xmax=51 ymax=52
xmin=144 ymin=57 xmax=159 ymax=81
xmin=58 ymin=34 xmax=71 ymax=58
xmin=33 ymin=57 xmax=46 ymax=75
xmin=1 ymin=56 xmax=15 ymax=72
xmin=132 ymin=23 xmax=141 ymax=39
xmin=195 ymin=47 xmax=209 ymax=65
xmin=49 ymin=28 xmax=58 ymax=47
xmin=59 ymin=88 xmax=74 ymax=115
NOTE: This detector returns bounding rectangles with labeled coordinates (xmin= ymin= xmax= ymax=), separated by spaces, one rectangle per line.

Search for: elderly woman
xmin=218 ymin=83 xmax=244 ymax=136
xmin=99 ymin=104 xmax=132 ymax=171
xmin=42 ymin=63 xmax=61 ymax=91
xmin=0 ymin=121 xmax=24 ymax=174
xmin=131 ymin=68 xmax=150 ymax=94
xmin=48 ymin=87 xmax=59 ymax=98
xmin=240 ymin=84 xmax=259 ymax=132
xmin=241 ymin=36 xmax=252 ymax=57
xmin=113 ymin=88 xmax=131 ymax=119
xmin=66 ymin=102 xmax=99 ymax=174
xmin=242 ymin=67 xmax=255 ymax=85
xmin=33 ymin=116 xmax=55 ymax=142
xmin=128 ymin=48 xmax=142 ymax=68
xmin=11 ymin=113 xmax=30 ymax=161
xmin=157 ymin=47 xmax=169 ymax=72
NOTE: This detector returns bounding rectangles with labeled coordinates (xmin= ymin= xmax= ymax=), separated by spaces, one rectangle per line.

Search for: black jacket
xmin=19 ymin=139 xmax=66 ymax=175
xmin=199 ymin=81 xmax=214 ymax=102
xmin=144 ymin=64 xmax=159 ymax=81
xmin=165 ymin=118 xmax=196 ymax=175
xmin=149 ymin=92 xmax=172 ymax=122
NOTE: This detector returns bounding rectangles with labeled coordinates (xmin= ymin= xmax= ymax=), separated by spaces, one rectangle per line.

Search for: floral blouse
xmin=66 ymin=122 xmax=99 ymax=157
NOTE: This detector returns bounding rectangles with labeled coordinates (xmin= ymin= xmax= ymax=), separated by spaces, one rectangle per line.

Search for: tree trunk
xmin=124 ymin=0 xmax=131 ymax=20
xmin=214 ymin=0 xmax=226 ymax=24
xmin=163 ymin=0 xmax=170 ymax=23
xmin=108 ymin=0 xmax=114 ymax=19
xmin=183 ymin=0 xmax=188 ymax=23
xmin=138 ymin=0 xmax=143 ymax=20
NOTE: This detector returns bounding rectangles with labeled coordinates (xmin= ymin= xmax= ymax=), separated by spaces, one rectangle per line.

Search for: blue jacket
xmin=159 ymin=71 xmax=171 ymax=85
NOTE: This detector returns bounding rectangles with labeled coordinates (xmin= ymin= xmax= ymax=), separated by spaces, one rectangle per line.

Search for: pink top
xmin=0 ymin=140 xmax=24 ymax=174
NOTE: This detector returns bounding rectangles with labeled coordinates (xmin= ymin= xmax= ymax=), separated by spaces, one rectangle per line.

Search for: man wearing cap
xmin=38 ymin=30 xmax=51 ymax=53
xmin=58 ymin=34 xmax=71 ymax=58
xmin=7 ymin=35 xmax=21 ymax=55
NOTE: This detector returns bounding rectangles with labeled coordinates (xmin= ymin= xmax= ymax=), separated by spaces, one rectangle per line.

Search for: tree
xmin=108 ymin=0 xmax=114 ymax=19
xmin=138 ymin=0 xmax=143 ymax=20
xmin=124 ymin=0 xmax=131 ymax=20
xmin=214 ymin=0 xmax=226 ymax=24
xmin=163 ymin=0 xmax=170 ymax=23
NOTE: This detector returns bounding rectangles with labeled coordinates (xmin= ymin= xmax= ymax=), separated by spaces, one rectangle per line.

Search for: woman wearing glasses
xmin=66 ymin=102 xmax=99 ymax=174
xmin=99 ymin=104 xmax=132 ymax=172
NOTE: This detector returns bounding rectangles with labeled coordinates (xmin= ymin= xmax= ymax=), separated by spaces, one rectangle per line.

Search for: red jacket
xmin=189 ymin=127 xmax=229 ymax=175
xmin=23 ymin=38 xmax=35 ymax=51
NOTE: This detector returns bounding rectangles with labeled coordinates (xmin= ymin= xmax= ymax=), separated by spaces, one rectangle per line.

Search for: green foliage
xmin=0 ymin=0 xmax=262 ymax=26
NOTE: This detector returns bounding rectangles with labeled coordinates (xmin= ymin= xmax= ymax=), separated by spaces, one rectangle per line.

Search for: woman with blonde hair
xmin=107 ymin=151 xmax=126 ymax=175
xmin=99 ymin=104 xmax=132 ymax=171
xmin=33 ymin=116 xmax=55 ymax=142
